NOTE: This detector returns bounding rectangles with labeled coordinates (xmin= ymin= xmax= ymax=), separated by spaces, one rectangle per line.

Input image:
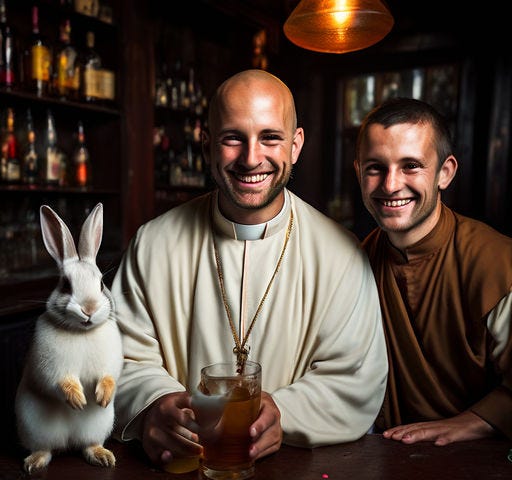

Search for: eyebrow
xmin=217 ymin=127 xmax=285 ymax=136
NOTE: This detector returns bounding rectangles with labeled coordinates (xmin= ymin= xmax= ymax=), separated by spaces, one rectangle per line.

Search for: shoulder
xmin=452 ymin=210 xmax=512 ymax=256
xmin=133 ymin=192 xmax=212 ymax=246
xmin=451 ymin=209 xmax=512 ymax=314
xmin=290 ymin=191 xmax=360 ymax=247
xmin=288 ymin=191 xmax=369 ymax=271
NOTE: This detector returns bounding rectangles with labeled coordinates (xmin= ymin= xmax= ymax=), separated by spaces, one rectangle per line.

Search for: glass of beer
xmin=194 ymin=361 xmax=261 ymax=480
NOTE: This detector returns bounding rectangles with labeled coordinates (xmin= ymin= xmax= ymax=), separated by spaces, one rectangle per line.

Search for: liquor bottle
xmin=185 ymin=67 xmax=197 ymax=112
xmin=53 ymin=19 xmax=80 ymax=100
xmin=3 ymin=108 xmax=21 ymax=184
xmin=58 ymin=151 xmax=69 ymax=187
xmin=43 ymin=110 xmax=61 ymax=185
xmin=192 ymin=118 xmax=202 ymax=145
xmin=153 ymin=126 xmax=171 ymax=186
xmin=73 ymin=121 xmax=92 ymax=188
xmin=22 ymin=109 xmax=40 ymax=187
xmin=26 ymin=6 xmax=51 ymax=97
xmin=74 ymin=0 xmax=99 ymax=17
xmin=154 ymin=62 xmax=169 ymax=107
xmin=0 ymin=0 xmax=16 ymax=89
xmin=81 ymin=31 xmax=101 ymax=103
xmin=169 ymin=59 xmax=186 ymax=111
xmin=98 ymin=0 xmax=113 ymax=24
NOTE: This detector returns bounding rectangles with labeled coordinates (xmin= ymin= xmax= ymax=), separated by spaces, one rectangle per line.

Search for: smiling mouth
xmin=234 ymin=173 xmax=270 ymax=183
xmin=380 ymin=199 xmax=412 ymax=207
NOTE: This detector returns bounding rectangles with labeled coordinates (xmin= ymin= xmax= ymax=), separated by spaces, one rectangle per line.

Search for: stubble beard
xmin=370 ymin=194 xmax=439 ymax=236
xmin=215 ymin=165 xmax=292 ymax=211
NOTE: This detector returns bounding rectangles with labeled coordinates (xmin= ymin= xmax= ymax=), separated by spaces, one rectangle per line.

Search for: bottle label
xmin=0 ymin=157 xmax=7 ymax=181
xmin=84 ymin=69 xmax=101 ymax=99
xmin=24 ymin=151 xmax=39 ymax=184
xmin=98 ymin=69 xmax=115 ymax=100
xmin=75 ymin=0 xmax=99 ymax=17
xmin=76 ymin=161 xmax=88 ymax=186
xmin=6 ymin=161 xmax=21 ymax=182
xmin=46 ymin=149 xmax=60 ymax=182
xmin=32 ymin=45 xmax=51 ymax=81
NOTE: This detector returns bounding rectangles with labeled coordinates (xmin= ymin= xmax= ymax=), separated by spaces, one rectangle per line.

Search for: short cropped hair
xmin=356 ymin=97 xmax=454 ymax=169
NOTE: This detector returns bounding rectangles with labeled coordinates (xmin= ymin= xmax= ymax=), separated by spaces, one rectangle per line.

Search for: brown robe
xmin=363 ymin=203 xmax=512 ymax=438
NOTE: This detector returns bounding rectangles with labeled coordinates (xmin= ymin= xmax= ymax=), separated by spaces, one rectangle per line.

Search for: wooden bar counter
xmin=1 ymin=434 xmax=510 ymax=479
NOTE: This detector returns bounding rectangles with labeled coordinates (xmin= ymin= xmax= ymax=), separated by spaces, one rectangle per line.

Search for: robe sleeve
xmin=470 ymin=289 xmax=512 ymax=438
xmin=111 ymin=232 xmax=186 ymax=442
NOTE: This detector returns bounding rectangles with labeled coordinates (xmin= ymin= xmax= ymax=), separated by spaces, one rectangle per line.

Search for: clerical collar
xmin=212 ymin=190 xmax=291 ymax=240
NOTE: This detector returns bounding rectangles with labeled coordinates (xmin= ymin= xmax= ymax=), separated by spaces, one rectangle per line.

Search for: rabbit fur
xmin=15 ymin=203 xmax=123 ymax=473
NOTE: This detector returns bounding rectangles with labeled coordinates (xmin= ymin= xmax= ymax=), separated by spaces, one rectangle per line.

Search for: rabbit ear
xmin=40 ymin=205 xmax=78 ymax=267
xmin=78 ymin=203 xmax=103 ymax=262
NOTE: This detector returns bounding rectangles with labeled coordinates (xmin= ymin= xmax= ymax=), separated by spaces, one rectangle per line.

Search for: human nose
xmin=381 ymin=168 xmax=401 ymax=193
xmin=239 ymin=138 xmax=262 ymax=169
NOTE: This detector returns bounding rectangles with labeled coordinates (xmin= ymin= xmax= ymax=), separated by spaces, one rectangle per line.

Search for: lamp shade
xmin=283 ymin=0 xmax=394 ymax=54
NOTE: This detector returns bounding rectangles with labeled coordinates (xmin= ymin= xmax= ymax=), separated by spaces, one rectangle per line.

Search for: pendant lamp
xmin=283 ymin=0 xmax=394 ymax=54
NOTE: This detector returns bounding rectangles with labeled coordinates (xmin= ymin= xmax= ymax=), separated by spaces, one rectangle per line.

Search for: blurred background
xmin=0 ymin=0 xmax=510 ymax=449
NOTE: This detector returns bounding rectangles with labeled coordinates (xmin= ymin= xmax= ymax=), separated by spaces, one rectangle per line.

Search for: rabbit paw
xmin=60 ymin=375 xmax=87 ymax=409
xmin=83 ymin=444 xmax=116 ymax=467
xmin=95 ymin=375 xmax=116 ymax=407
xmin=23 ymin=450 xmax=52 ymax=473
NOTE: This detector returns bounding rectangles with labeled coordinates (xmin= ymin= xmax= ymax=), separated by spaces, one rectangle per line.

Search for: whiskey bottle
xmin=72 ymin=121 xmax=92 ymax=188
xmin=81 ymin=31 xmax=102 ymax=103
xmin=43 ymin=110 xmax=61 ymax=186
xmin=26 ymin=6 xmax=51 ymax=97
xmin=22 ymin=109 xmax=40 ymax=187
xmin=154 ymin=62 xmax=169 ymax=107
xmin=3 ymin=108 xmax=21 ymax=184
xmin=53 ymin=19 xmax=80 ymax=100
xmin=0 ymin=0 xmax=16 ymax=90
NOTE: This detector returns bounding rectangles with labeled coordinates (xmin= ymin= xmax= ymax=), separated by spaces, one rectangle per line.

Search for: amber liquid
xmin=164 ymin=455 xmax=200 ymax=474
xmin=200 ymin=391 xmax=261 ymax=474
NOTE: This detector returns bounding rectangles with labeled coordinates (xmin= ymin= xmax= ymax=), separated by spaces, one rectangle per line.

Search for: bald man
xmin=111 ymin=69 xmax=388 ymax=469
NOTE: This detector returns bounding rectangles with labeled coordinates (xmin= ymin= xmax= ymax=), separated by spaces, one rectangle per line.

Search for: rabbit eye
xmin=60 ymin=277 xmax=72 ymax=294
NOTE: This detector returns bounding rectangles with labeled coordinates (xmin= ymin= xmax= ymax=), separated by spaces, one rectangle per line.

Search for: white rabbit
xmin=15 ymin=202 xmax=123 ymax=474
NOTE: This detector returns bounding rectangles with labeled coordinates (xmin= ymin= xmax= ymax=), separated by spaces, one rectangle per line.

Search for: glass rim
xmin=201 ymin=360 xmax=261 ymax=378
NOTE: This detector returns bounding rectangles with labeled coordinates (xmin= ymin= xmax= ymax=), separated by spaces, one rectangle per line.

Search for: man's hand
xmin=248 ymin=392 xmax=283 ymax=459
xmin=383 ymin=411 xmax=496 ymax=445
xmin=142 ymin=392 xmax=202 ymax=467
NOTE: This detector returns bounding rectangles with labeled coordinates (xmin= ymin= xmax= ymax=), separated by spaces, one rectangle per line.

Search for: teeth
xmin=382 ymin=199 xmax=411 ymax=207
xmin=236 ymin=173 xmax=269 ymax=183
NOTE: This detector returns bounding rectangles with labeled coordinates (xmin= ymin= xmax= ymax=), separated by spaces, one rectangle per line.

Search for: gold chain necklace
xmin=212 ymin=209 xmax=294 ymax=370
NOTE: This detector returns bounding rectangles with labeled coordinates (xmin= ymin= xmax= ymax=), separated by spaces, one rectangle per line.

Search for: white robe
xmin=111 ymin=189 xmax=388 ymax=447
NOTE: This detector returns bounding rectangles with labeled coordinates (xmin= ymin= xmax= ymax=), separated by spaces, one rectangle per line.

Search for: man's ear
xmin=438 ymin=155 xmax=458 ymax=190
xmin=353 ymin=159 xmax=361 ymax=184
xmin=291 ymin=127 xmax=304 ymax=165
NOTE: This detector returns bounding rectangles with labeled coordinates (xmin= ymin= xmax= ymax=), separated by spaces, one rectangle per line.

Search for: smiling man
xmin=354 ymin=97 xmax=512 ymax=445
xmin=111 ymin=69 xmax=388 ymax=471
